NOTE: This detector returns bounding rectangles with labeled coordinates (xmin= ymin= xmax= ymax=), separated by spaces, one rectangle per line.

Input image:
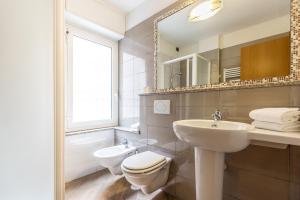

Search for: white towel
xmin=252 ymin=121 xmax=300 ymax=132
xmin=249 ymin=108 xmax=300 ymax=123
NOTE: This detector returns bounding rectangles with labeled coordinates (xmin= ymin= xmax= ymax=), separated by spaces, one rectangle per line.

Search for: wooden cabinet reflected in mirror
xmin=241 ymin=35 xmax=290 ymax=80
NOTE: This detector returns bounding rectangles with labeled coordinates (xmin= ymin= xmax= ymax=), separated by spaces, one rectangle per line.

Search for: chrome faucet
xmin=120 ymin=138 xmax=129 ymax=148
xmin=212 ymin=109 xmax=222 ymax=127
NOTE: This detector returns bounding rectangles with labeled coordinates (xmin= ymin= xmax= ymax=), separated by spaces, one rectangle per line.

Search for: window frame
xmin=65 ymin=26 xmax=118 ymax=132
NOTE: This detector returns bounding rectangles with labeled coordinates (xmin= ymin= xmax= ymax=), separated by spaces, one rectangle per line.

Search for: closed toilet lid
xmin=122 ymin=159 xmax=167 ymax=174
xmin=122 ymin=151 xmax=166 ymax=171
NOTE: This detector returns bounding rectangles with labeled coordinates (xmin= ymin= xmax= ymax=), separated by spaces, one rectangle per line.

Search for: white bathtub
xmin=65 ymin=129 xmax=114 ymax=182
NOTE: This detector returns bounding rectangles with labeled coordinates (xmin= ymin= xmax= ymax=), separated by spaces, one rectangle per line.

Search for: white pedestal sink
xmin=173 ymin=120 xmax=253 ymax=200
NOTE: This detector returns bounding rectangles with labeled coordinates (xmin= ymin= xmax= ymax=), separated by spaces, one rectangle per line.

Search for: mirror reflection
xmin=157 ymin=0 xmax=291 ymax=89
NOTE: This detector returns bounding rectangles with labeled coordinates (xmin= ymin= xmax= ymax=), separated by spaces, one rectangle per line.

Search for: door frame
xmin=54 ymin=0 xmax=65 ymax=199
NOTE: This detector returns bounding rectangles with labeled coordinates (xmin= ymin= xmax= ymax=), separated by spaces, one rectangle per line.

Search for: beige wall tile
xmin=178 ymin=91 xmax=220 ymax=107
xmin=176 ymin=106 xmax=217 ymax=120
xmin=219 ymin=86 xmax=291 ymax=107
xmin=146 ymin=108 xmax=176 ymax=128
xmin=220 ymin=105 xmax=262 ymax=123
xmin=147 ymin=126 xmax=177 ymax=152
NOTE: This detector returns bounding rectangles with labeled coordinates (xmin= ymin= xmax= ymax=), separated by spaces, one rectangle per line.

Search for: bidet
xmin=94 ymin=144 xmax=136 ymax=175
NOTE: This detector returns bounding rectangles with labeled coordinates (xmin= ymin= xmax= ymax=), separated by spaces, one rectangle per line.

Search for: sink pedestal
xmin=173 ymin=120 xmax=252 ymax=200
xmin=194 ymin=147 xmax=224 ymax=200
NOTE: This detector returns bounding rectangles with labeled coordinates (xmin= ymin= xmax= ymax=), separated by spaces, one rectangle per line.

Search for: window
xmin=66 ymin=27 xmax=118 ymax=132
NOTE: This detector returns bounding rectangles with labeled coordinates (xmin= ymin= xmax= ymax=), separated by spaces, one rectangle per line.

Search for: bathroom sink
xmin=173 ymin=119 xmax=253 ymax=200
xmin=173 ymin=119 xmax=253 ymax=152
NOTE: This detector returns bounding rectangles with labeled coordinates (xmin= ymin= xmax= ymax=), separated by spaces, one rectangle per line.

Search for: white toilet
xmin=94 ymin=144 xmax=136 ymax=175
xmin=121 ymin=151 xmax=172 ymax=194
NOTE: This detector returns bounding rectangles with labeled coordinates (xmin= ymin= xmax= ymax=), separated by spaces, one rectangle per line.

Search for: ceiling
xmin=99 ymin=0 xmax=147 ymax=13
xmin=158 ymin=0 xmax=290 ymax=47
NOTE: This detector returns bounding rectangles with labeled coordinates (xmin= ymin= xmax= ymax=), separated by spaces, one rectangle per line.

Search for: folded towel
xmin=249 ymin=108 xmax=300 ymax=123
xmin=252 ymin=121 xmax=300 ymax=132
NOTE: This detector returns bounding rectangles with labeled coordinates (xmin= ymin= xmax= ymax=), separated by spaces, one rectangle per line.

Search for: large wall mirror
xmin=154 ymin=0 xmax=300 ymax=92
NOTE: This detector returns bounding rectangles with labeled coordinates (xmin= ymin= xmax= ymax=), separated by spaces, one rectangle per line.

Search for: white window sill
xmin=65 ymin=126 xmax=140 ymax=136
xmin=114 ymin=126 xmax=140 ymax=134
xmin=65 ymin=127 xmax=115 ymax=136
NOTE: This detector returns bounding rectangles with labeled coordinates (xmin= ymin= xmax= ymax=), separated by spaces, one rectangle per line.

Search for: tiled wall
xmin=140 ymin=86 xmax=300 ymax=200
xmin=119 ymin=52 xmax=147 ymax=127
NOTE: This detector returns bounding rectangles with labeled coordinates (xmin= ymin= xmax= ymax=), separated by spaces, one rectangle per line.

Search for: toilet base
xmin=126 ymin=160 xmax=171 ymax=195
xmin=140 ymin=168 xmax=169 ymax=194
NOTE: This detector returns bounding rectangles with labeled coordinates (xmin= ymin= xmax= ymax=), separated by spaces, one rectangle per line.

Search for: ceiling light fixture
xmin=189 ymin=0 xmax=223 ymax=22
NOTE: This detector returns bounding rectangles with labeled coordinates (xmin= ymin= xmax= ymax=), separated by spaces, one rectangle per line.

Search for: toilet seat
xmin=121 ymin=151 xmax=172 ymax=194
xmin=122 ymin=151 xmax=167 ymax=174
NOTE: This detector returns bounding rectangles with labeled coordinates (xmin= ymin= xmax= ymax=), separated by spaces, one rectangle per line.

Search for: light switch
xmin=154 ymin=100 xmax=171 ymax=114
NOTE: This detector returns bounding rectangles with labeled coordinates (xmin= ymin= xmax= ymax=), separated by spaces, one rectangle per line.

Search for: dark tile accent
xmin=290 ymin=146 xmax=300 ymax=184
xmin=223 ymin=194 xmax=240 ymax=200
xmin=175 ymin=176 xmax=196 ymax=200
xmin=226 ymin=145 xmax=290 ymax=181
xmin=224 ymin=166 xmax=290 ymax=200
xmin=289 ymin=183 xmax=300 ymax=200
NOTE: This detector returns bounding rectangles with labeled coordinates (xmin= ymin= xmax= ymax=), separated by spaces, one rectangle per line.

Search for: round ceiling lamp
xmin=189 ymin=0 xmax=223 ymax=22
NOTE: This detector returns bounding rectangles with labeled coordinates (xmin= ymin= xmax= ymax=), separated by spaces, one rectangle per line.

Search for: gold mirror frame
xmin=153 ymin=0 xmax=300 ymax=94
